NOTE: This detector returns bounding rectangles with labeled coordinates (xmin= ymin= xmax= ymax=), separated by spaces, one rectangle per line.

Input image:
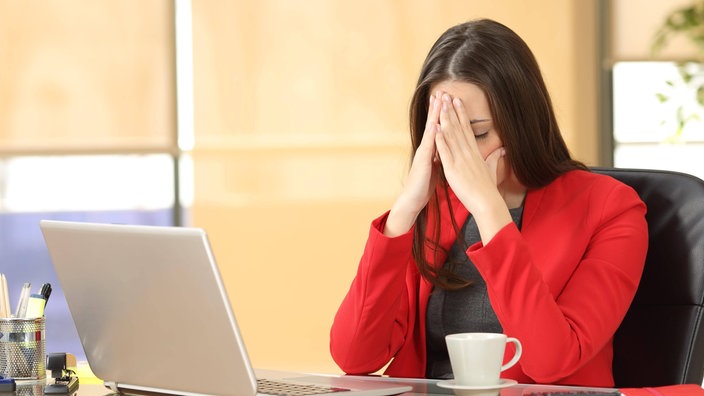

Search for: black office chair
xmin=593 ymin=167 xmax=704 ymax=388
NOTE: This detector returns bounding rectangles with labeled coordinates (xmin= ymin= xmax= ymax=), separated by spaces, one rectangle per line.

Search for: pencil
xmin=0 ymin=273 xmax=11 ymax=318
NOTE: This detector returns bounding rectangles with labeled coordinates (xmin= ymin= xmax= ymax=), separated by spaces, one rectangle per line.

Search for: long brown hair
xmin=410 ymin=19 xmax=587 ymax=290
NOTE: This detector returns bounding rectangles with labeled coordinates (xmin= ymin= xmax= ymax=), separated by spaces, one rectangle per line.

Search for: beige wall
xmin=190 ymin=1 xmax=600 ymax=374
xmin=0 ymin=0 xmax=616 ymax=377
xmin=612 ymin=0 xmax=701 ymax=61
xmin=0 ymin=0 xmax=175 ymax=154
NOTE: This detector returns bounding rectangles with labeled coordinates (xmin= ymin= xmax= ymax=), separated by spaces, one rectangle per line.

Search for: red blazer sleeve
xmin=468 ymin=175 xmax=648 ymax=384
xmin=329 ymin=211 xmax=417 ymax=375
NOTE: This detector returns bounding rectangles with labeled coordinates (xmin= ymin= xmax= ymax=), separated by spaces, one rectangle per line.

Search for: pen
xmin=41 ymin=282 xmax=53 ymax=302
xmin=15 ymin=282 xmax=31 ymax=318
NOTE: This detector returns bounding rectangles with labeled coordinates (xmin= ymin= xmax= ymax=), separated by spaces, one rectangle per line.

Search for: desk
xmin=288 ymin=373 xmax=621 ymax=396
xmin=6 ymin=370 xmax=622 ymax=396
xmin=8 ymin=381 xmax=109 ymax=396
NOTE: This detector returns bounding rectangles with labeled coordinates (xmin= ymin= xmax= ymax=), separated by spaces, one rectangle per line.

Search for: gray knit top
xmin=425 ymin=205 xmax=524 ymax=379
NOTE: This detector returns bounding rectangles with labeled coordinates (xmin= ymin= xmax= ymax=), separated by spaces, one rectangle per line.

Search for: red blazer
xmin=330 ymin=170 xmax=648 ymax=387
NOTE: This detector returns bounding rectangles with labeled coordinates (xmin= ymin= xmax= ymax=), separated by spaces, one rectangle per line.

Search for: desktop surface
xmin=8 ymin=383 xmax=620 ymax=396
xmin=7 ymin=370 xmax=623 ymax=396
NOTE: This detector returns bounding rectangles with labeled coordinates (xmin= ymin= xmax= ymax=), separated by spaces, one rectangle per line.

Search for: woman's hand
xmin=383 ymin=94 xmax=442 ymax=237
xmin=434 ymin=93 xmax=512 ymax=243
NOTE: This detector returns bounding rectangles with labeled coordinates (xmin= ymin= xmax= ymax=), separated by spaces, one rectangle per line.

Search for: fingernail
xmin=501 ymin=148 xmax=507 ymax=156
xmin=453 ymin=97 xmax=461 ymax=106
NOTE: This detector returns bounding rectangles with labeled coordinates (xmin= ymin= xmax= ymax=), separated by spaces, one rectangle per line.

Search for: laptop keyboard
xmin=257 ymin=379 xmax=351 ymax=396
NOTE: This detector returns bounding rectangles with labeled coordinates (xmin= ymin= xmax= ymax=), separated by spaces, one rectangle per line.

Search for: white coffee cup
xmin=445 ymin=332 xmax=522 ymax=386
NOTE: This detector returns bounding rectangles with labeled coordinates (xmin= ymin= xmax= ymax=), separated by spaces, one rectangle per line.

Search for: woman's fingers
xmin=438 ymin=94 xmax=481 ymax=155
xmin=436 ymin=93 xmax=480 ymax=165
xmin=434 ymin=124 xmax=451 ymax=163
xmin=425 ymin=94 xmax=440 ymax=131
xmin=422 ymin=95 xmax=440 ymax=145
xmin=438 ymin=94 xmax=461 ymax=147
xmin=451 ymin=97 xmax=478 ymax=149
xmin=435 ymin=92 xmax=502 ymax=199
xmin=394 ymin=93 xmax=443 ymax=214
xmin=484 ymin=146 xmax=506 ymax=185
xmin=415 ymin=95 xmax=440 ymax=163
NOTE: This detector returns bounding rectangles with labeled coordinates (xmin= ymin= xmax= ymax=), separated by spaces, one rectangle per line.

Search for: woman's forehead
xmin=430 ymin=80 xmax=491 ymax=118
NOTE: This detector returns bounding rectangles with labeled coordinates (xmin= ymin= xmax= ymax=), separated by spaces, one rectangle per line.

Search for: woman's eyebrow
xmin=469 ymin=119 xmax=491 ymax=125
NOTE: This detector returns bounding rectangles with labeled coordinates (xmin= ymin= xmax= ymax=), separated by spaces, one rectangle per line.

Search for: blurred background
xmin=1 ymin=0 xmax=703 ymax=377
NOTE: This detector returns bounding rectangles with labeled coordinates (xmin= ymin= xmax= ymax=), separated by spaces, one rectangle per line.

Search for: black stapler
xmin=44 ymin=353 xmax=79 ymax=394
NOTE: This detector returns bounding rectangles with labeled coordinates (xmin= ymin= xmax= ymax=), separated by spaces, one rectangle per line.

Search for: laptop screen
xmin=40 ymin=220 xmax=258 ymax=396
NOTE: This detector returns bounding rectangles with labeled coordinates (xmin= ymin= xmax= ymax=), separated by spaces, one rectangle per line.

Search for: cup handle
xmin=501 ymin=337 xmax=522 ymax=372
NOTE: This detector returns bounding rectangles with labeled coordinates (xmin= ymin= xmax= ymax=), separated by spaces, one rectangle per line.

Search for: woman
xmin=329 ymin=19 xmax=648 ymax=387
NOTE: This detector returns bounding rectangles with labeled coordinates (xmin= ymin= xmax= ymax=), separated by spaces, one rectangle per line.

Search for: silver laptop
xmin=39 ymin=220 xmax=412 ymax=396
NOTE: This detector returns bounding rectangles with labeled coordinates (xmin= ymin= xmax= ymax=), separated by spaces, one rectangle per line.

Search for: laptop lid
xmin=40 ymin=220 xmax=260 ymax=396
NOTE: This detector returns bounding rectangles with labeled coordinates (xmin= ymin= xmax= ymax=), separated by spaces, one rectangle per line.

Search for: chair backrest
xmin=593 ymin=167 xmax=704 ymax=388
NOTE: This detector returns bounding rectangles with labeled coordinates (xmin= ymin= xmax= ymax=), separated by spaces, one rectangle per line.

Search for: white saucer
xmin=436 ymin=379 xmax=518 ymax=391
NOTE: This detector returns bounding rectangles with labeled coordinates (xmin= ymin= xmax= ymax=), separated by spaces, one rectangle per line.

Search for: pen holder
xmin=16 ymin=381 xmax=44 ymax=396
xmin=0 ymin=317 xmax=46 ymax=380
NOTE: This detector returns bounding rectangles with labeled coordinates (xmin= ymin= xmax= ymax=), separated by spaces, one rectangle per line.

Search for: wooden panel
xmin=192 ymin=201 xmax=392 ymax=373
xmin=191 ymin=0 xmax=582 ymax=143
xmin=0 ymin=0 xmax=175 ymax=152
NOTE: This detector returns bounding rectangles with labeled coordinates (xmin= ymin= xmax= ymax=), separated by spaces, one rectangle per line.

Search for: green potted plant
xmin=651 ymin=0 xmax=704 ymax=142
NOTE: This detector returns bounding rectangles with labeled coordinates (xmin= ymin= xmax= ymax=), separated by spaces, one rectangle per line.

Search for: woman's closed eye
xmin=469 ymin=119 xmax=492 ymax=140
xmin=474 ymin=130 xmax=490 ymax=139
